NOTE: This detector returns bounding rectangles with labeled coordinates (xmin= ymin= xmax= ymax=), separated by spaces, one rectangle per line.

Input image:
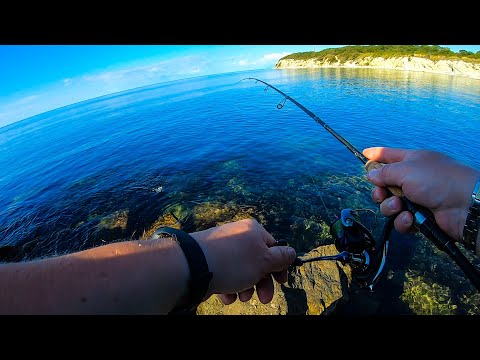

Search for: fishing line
xmin=304 ymin=161 xmax=333 ymax=224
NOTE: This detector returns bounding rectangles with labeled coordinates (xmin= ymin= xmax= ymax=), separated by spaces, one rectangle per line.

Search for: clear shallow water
xmin=1 ymin=67 xmax=479 ymax=314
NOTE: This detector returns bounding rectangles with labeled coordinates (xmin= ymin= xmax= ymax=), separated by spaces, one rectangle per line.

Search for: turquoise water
xmin=1 ymin=67 xmax=479 ymax=314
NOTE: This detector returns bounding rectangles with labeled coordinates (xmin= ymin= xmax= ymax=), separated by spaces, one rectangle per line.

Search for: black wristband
xmin=151 ymin=227 xmax=213 ymax=314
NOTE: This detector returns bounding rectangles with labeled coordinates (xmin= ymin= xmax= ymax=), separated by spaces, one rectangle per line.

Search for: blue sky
xmin=0 ymin=44 xmax=478 ymax=128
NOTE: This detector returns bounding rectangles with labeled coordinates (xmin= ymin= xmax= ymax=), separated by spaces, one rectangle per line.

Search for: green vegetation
xmin=401 ymin=272 xmax=458 ymax=315
xmin=280 ymin=45 xmax=480 ymax=64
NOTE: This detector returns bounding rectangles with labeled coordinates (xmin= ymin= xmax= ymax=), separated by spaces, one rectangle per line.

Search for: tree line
xmin=280 ymin=45 xmax=480 ymax=63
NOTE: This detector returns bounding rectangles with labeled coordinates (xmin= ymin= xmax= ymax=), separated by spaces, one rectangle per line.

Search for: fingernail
xmin=401 ymin=213 xmax=410 ymax=225
xmin=287 ymin=247 xmax=296 ymax=260
xmin=388 ymin=199 xmax=397 ymax=211
xmin=367 ymin=169 xmax=378 ymax=180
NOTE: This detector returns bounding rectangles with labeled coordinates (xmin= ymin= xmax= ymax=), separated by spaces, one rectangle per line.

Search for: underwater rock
xmin=96 ymin=210 xmax=129 ymax=230
xmin=397 ymin=239 xmax=480 ymax=315
xmin=400 ymin=272 xmax=458 ymax=315
xmin=190 ymin=201 xmax=258 ymax=230
xmin=196 ymin=244 xmax=353 ymax=315
xmin=141 ymin=201 xmax=260 ymax=238
xmin=142 ymin=212 xmax=182 ymax=239
xmin=289 ymin=215 xmax=332 ymax=252
xmin=83 ymin=210 xmax=131 ymax=245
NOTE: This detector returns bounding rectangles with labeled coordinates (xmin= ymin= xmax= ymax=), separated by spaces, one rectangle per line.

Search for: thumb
xmin=266 ymin=246 xmax=296 ymax=272
xmin=363 ymin=147 xmax=410 ymax=163
xmin=367 ymin=162 xmax=405 ymax=189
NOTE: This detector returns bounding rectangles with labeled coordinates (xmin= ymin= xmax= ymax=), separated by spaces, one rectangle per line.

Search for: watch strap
xmin=151 ymin=227 xmax=213 ymax=314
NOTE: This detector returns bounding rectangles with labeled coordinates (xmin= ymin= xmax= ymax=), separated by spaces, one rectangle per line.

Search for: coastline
xmin=275 ymin=56 xmax=480 ymax=80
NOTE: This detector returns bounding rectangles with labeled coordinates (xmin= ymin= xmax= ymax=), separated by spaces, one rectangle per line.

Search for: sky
xmin=0 ymin=44 xmax=479 ymax=128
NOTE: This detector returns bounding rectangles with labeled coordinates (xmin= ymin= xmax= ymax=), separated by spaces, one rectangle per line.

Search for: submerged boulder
xmin=196 ymin=244 xmax=353 ymax=315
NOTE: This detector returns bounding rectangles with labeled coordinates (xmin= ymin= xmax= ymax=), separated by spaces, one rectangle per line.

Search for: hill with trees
xmin=275 ymin=45 xmax=480 ymax=79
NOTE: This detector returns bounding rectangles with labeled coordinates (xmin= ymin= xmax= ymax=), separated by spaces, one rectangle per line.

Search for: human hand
xmin=190 ymin=218 xmax=296 ymax=305
xmin=363 ymin=147 xmax=480 ymax=242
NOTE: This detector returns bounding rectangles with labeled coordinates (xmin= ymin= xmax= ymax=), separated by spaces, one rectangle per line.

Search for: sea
xmin=1 ymin=67 xmax=479 ymax=314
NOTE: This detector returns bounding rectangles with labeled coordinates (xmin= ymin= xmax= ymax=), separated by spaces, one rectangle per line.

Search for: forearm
xmin=0 ymin=238 xmax=189 ymax=314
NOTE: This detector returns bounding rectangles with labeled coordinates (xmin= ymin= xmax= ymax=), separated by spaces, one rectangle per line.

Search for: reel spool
xmin=288 ymin=208 xmax=391 ymax=290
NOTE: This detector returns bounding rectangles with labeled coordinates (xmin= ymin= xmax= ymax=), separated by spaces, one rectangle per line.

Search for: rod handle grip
xmin=365 ymin=160 xmax=404 ymax=198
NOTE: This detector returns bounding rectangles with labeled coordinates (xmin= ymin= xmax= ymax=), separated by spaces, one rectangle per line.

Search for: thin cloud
xmin=0 ymin=55 xmax=212 ymax=127
xmin=14 ymin=94 xmax=40 ymax=105
xmin=0 ymin=48 xmax=296 ymax=128
xmin=261 ymin=52 xmax=290 ymax=62
xmin=83 ymin=55 xmax=209 ymax=85
xmin=234 ymin=52 xmax=291 ymax=68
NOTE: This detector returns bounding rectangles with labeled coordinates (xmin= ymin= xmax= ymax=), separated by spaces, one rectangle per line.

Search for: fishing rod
xmin=241 ymin=77 xmax=480 ymax=292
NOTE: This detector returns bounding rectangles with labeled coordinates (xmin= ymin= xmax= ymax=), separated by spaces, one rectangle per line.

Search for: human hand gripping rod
xmin=365 ymin=161 xmax=480 ymax=291
xmin=241 ymin=77 xmax=480 ymax=291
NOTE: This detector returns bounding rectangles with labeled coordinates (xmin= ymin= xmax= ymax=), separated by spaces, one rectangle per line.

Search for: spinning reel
xmin=278 ymin=208 xmax=393 ymax=290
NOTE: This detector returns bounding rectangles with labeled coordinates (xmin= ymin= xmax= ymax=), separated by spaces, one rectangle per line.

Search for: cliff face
xmin=275 ymin=56 xmax=480 ymax=79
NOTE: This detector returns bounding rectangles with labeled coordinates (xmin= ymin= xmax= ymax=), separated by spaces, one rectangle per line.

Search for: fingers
xmin=261 ymin=227 xmax=277 ymax=247
xmin=272 ymin=269 xmax=288 ymax=284
xmin=256 ymin=276 xmax=274 ymax=304
xmin=394 ymin=211 xmax=414 ymax=233
xmin=363 ymin=147 xmax=410 ymax=164
xmin=238 ymin=287 xmax=254 ymax=302
xmin=220 ymin=276 xmax=277 ymax=306
xmin=379 ymin=196 xmax=403 ymax=216
xmin=372 ymin=186 xmax=388 ymax=204
xmin=376 ymin=195 xmax=414 ymax=232
xmin=218 ymin=293 xmax=237 ymax=305
xmin=266 ymin=246 xmax=296 ymax=272
xmin=219 ymin=277 xmax=277 ymax=306
xmin=219 ymin=267 xmax=287 ymax=307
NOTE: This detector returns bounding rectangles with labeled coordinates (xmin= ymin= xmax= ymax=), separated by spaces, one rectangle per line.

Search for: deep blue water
xmin=1 ymin=67 xmax=479 ymax=314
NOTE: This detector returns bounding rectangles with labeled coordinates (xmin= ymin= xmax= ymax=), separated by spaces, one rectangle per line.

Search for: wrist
xmin=189 ymin=230 xmax=217 ymax=297
xmin=151 ymin=228 xmax=213 ymax=314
